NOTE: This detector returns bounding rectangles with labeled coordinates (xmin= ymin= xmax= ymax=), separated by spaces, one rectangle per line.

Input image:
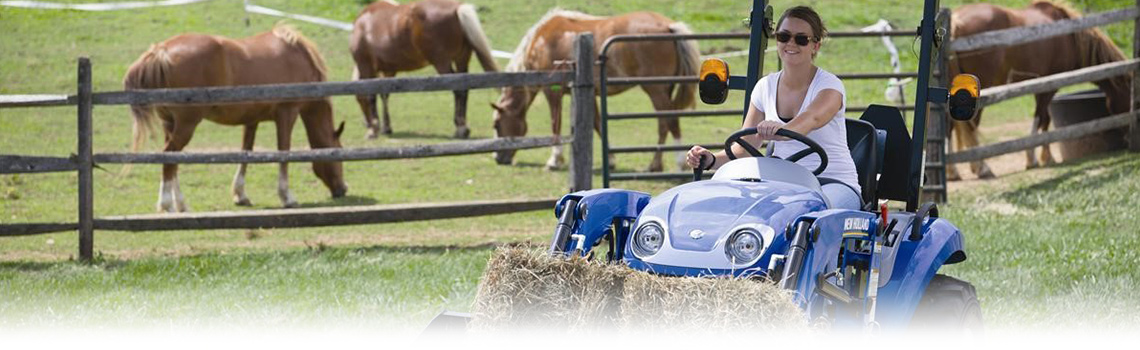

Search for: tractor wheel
xmin=911 ymin=274 xmax=983 ymax=334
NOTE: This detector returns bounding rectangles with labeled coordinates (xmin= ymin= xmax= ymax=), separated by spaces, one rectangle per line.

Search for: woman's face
xmin=776 ymin=17 xmax=820 ymax=66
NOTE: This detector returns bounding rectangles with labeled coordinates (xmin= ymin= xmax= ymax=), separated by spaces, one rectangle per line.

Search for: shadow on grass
xmin=294 ymin=194 xmax=379 ymax=209
xmin=1001 ymin=152 xmax=1139 ymax=209
xmin=0 ymin=243 xmax=508 ymax=273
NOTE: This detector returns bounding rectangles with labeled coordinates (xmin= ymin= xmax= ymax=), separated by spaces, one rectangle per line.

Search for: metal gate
xmin=595 ymin=2 xmax=940 ymax=199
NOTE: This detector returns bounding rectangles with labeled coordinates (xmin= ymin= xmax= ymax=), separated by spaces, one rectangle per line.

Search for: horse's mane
xmin=272 ymin=23 xmax=329 ymax=81
xmin=506 ymin=8 xmax=602 ymax=72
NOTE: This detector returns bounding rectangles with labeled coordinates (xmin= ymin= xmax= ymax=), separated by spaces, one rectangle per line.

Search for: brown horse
xmin=491 ymin=9 xmax=699 ymax=171
xmin=351 ymin=0 xmax=499 ymax=140
xmin=947 ymin=0 xmax=1130 ymax=180
xmin=125 ymin=25 xmax=347 ymax=212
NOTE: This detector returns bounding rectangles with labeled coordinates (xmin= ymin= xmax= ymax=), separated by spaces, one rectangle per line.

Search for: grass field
xmin=2 ymin=0 xmax=1140 ymax=335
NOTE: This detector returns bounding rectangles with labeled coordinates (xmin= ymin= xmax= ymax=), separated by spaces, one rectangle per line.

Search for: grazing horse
xmin=947 ymin=0 xmax=1130 ymax=180
xmin=125 ymin=25 xmax=347 ymax=212
xmin=491 ymin=9 xmax=699 ymax=171
xmin=351 ymin=0 xmax=500 ymax=140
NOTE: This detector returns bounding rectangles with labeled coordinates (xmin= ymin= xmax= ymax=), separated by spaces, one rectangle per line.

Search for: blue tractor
xmin=546 ymin=0 xmax=983 ymax=331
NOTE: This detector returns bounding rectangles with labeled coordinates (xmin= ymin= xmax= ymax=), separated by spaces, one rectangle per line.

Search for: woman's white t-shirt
xmin=749 ymin=68 xmax=861 ymax=195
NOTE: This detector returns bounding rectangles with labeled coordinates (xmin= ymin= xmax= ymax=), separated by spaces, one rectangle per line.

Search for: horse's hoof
xmin=382 ymin=127 xmax=393 ymax=135
xmin=647 ymin=163 xmax=663 ymax=173
xmin=234 ymin=198 xmax=253 ymax=206
xmin=976 ymin=167 xmax=996 ymax=179
xmin=157 ymin=201 xmax=175 ymax=213
xmin=366 ymin=130 xmax=379 ymax=140
xmin=454 ymin=127 xmax=471 ymax=139
xmin=283 ymin=201 xmax=300 ymax=209
xmin=1026 ymin=161 xmax=1040 ymax=170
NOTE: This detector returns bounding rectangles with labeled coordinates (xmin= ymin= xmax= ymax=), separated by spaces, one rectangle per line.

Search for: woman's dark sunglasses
xmin=775 ymin=32 xmax=814 ymax=46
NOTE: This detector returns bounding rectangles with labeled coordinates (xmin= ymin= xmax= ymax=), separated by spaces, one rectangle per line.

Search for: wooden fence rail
xmin=946 ymin=111 xmax=1138 ymax=164
xmin=2 ymin=198 xmax=559 ymax=236
xmin=93 ymin=136 xmax=565 ymax=165
xmin=0 ymin=71 xmax=571 ymax=109
xmin=950 ymin=7 xmax=1140 ymax=52
xmin=978 ymin=59 xmax=1140 ymax=108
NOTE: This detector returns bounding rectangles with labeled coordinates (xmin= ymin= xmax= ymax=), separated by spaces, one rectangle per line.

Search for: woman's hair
xmin=777 ymin=6 xmax=828 ymax=41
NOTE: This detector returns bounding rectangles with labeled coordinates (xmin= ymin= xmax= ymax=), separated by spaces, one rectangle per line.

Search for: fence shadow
xmin=294 ymin=194 xmax=378 ymax=209
xmin=1001 ymin=152 xmax=1138 ymax=208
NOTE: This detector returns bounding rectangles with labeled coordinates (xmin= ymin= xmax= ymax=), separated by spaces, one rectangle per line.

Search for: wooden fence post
xmin=1131 ymin=0 xmax=1140 ymax=152
xmin=77 ymin=57 xmax=94 ymax=261
xmin=569 ymin=33 xmax=595 ymax=192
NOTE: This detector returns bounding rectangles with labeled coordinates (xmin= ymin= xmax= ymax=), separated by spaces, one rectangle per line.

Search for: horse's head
xmin=1080 ymin=28 xmax=1132 ymax=115
xmin=490 ymin=86 xmax=535 ymax=165
xmin=306 ymin=103 xmax=348 ymax=198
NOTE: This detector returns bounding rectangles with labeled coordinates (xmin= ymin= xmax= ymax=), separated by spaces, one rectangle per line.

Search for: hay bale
xmin=621 ymin=272 xmax=806 ymax=332
xmin=470 ymin=247 xmax=807 ymax=333
xmin=469 ymin=247 xmax=630 ymax=331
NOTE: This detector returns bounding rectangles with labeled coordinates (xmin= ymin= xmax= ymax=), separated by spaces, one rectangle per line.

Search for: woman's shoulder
xmin=814 ymin=68 xmax=845 ymax=91
xmin=815 ymin=68 xmax=842 ymax=82
xmin=759 ymin=71 xmax=781 ymax=84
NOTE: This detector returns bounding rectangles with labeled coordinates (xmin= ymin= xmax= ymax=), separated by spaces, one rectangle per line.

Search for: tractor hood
xmin=637 ymin=179 xmax=827 ymax=254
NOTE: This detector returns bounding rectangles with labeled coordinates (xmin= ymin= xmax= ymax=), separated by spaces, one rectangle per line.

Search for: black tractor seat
xmin=845 ymin=105 xmax=913 ymax=211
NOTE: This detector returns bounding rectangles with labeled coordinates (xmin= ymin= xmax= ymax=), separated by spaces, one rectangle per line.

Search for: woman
xmin=686 ymin=6 xmax=861 ymax=210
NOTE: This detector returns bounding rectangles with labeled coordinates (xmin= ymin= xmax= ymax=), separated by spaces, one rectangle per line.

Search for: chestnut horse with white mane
xmin=125 ymin=25 xmax=347 ymax=212
xmin=351 ymin=0 xmax=499 ymax=140
xmin=947 ymin=0 xmax=1130 ymax=180
xmin=491 ymin=9 xmax=699 ymax=171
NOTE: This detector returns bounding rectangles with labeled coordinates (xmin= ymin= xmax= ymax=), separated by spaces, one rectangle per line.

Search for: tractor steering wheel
xmin=723 ymin=128 xmax=828 ymax=175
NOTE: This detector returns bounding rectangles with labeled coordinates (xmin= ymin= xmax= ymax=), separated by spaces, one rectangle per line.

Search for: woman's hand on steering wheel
xmin=686 ymin=146 xmax=714 ymax=170
xmin=755 ymin=120 xmax=789 ymax=141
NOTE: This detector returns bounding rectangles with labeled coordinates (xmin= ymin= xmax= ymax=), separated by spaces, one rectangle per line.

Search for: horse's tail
xmin=272 ymin=24 xmax=329 ymax=82
xmin=123 ymin=43 xmax=172 ymax=154
xmin=456 ymin=3 xmax=500 ymax=72
xmin=669 ymin=22 xmax=699 ymax=110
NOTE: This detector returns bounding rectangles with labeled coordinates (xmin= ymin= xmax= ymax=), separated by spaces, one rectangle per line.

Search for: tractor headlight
xmin=632 ymin=222 xmax=665 ymax=257
xmin=725 ymin=228 xmax=764 ymax=264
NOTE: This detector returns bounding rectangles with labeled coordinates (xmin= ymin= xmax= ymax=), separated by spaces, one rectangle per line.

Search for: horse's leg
xmin=1036 ymin=92 xmax=1057 ymax=166
xmin=946 ymin=120 xmax=963 ymax=181
xmin=353 ymin=62 xmax=381 ymax=139
xmin=158 ymin=111 xmax=202 ymax=213
xmin=668 ymin=114 xmax=684 ymax=171
xmin=379 ymin=71 xmax=395 ymax=136
xmin=968 ymin=111 xmax=995 ymax=179
xmin=451 ymin=53 xmax=472 ymax=139
xmin=543 ymin=86 xmax=565 ymax=170
xmin=274 ymin=106 xmax=301 ymax=208
xmin=643 ymin=86 xmax=679 ymax=173
xmin=592 ymin=97 xmax=615 ymax=170
xmin=232 ymin=123 xmax=256 ymax=206
xmin=429 ymin=60 xmax=468 ymax=139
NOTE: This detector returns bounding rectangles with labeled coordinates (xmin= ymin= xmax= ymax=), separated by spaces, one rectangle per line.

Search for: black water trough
xmin=1047 ymin=89 xmax=1126 ymax=160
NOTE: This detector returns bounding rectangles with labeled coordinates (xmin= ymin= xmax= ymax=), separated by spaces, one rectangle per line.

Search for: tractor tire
xmin=911 ymin=274 xmax=983 ymax=334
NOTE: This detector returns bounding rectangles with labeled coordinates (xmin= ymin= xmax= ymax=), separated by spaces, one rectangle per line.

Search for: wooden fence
xmin=0 ymin=34 xmax=599 ymax=261
xmin=942 ymin=4 xmax=1140 ymax=166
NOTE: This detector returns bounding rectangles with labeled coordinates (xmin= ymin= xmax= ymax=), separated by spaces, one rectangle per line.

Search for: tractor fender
xmin=553 ymin=189 xmax=651 ymax=256
xmin=875 ymin=216 xmax=966 ymax=327
xmin=786 ymin=210 xmax=879 ymax=317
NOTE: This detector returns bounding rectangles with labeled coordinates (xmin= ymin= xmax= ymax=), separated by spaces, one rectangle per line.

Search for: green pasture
xmin=2 ymin=0 xmax=1139 ymax=333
